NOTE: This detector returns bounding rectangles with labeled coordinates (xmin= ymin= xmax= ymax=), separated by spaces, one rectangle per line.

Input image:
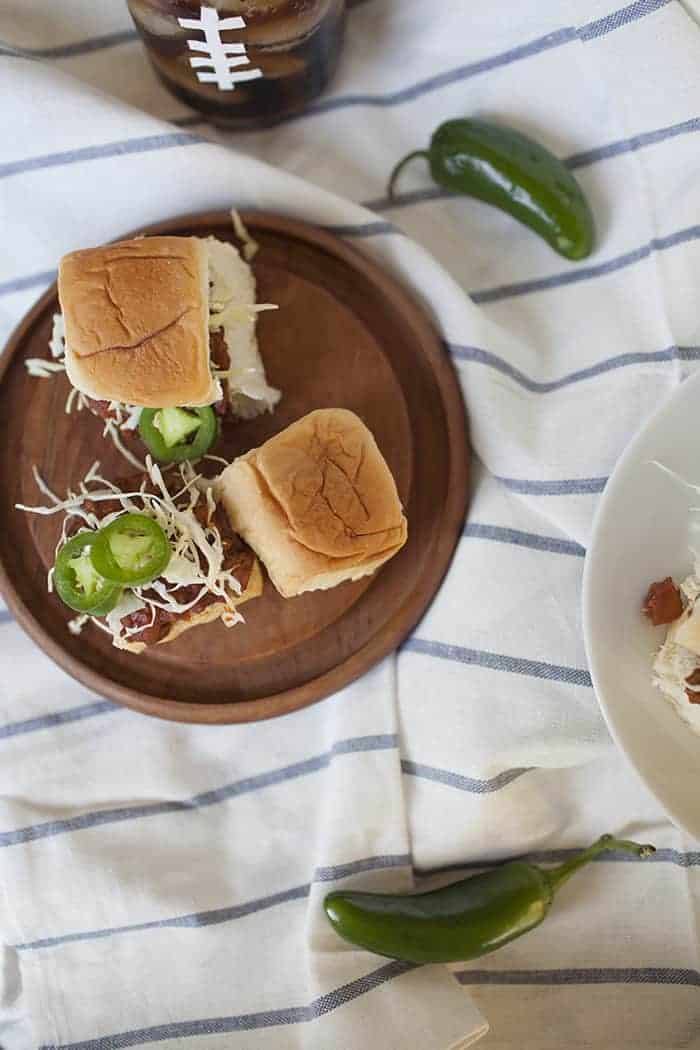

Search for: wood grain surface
xmin=0 ymin=211 xmax=469 ymax=723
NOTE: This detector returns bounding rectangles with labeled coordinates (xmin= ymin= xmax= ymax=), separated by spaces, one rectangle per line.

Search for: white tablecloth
xmin=2 ymin=1 xmax=700 ymax=1047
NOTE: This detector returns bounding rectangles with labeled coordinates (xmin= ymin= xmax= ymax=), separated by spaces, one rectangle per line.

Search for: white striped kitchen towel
xmin=2 ymin=1 xmax=700 ymax=1048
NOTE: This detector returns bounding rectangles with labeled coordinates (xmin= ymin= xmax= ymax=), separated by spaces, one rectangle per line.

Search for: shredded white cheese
xmin=65 ymin=387 xmax=79 ymax=415
xmin=120 ymin=405 xmax=143 ymax=432
xmin=231 ymin=208 xmax=259 ymax=262
xmin=68 ymin=614 xmax=89 ymax=636
xmin=25 ymin=359 xmax=67 ymax=378
xmin=206 ymin=235 xmax=281 ymax=419
xmin=49 ymin=313 xmax=66 ymax=359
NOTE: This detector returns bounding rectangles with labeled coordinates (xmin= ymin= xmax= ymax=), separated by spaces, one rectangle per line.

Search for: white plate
xmin=583 ymin=368 xmax=700 ymax=840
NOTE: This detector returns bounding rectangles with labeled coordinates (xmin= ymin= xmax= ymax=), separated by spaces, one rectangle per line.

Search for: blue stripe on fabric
xmin=0 ymin=0 xmax=380 ymax=63
xmin=0 ymin=30 xmax=576 ymax=136
xmin=401 ymin=638 xmax=592 ymax=687
xmin=171 ymin=113 xmax=207 ymax=128
xmin=323 ymin=220 xmax=398 ymax=237
xmin=261 ymin=28 xmax=577 ymax=127
xmin=470 ymin=226 xmax=700 ymax=304
xmin=0 ymin=221 xmax=393 ymax=301
xmin=578 ymin=0 xmax=670 ymax=40
xmin=363 ymin=186 xmax=457 ymax=213
xmin=18 ymin=885 xmax=311 ymax=953
xmin=0 ymin=0 xmax=672 ymax=191
xmin=0 ymin=132 xmax=203 ymax=181
xmin=314 ymin=853 xmax=410 ymax=881
xmin=449 ymin=343 xmax=700 ymax=393
xmin=463 ymin=523 xmax=585 ymax=557
xmin=0 ymin=269 xmax=56 ymax=297
xmin=0 ymin=734 xmax=398 ymax=847
xmin=366 ymin=117 xmax=700 ymax=213
xmin=39 ymin=960 xmax=416 ymax=1049
xmin=456 ymin=966 xmax=700 ymax=986
xmin=287 ymin=220 xmax=700 ymax=306
xmin=233 ymin=0 xmax=668 ymax=131
xmin=24 ymin=841 xmax=700 ymax=954
xmin=524 ymin=846 xmax=700 ymax=867
xmin=16 ymin=853 xmax=411 ymax=952
xmin=415 ymin=845 xmax=700 ymax=877
xmin=0 ymin=29 xmax=138 ymax=59
xmin=401 ymin=760 xmax=531 ymax=793
xmin=494 ymin=474 xmax=608 ymax=495
xmin=0 ymin=701 xmax=118 ymax=741
xmin=567 ymin=116 xmax=700 ymax=169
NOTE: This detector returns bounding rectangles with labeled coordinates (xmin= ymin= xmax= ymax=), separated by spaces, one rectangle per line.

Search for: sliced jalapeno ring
xmin=90 ymin=513 xmax=171 ymax=587
xmin=54 ymin=532 xmax=123 ymax=615
xmin=138 ymin=406 xmax=218 ymax=463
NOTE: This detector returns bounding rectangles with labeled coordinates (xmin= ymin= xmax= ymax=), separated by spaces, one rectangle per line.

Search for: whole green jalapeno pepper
xmin=389 ymin=118 xmax=595 ymax=260
xmin=324 ymin=834 xmax=654 ymax=963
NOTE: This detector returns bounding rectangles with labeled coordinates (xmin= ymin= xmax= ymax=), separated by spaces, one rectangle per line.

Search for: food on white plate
xmin=644 ymin=570 xmax=700 ymax=727
xmin=641 ymin=463 xmax=700 ymax=730
xmin=216 ymin=408 xmax=408 ymax=598
xmin=25 ymin=212 xmax=280 ymax=468
xmin=17 ymin=458 xmax=262 ymax=652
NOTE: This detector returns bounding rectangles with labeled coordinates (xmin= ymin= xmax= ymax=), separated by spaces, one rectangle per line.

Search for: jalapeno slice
xmin=138 ymin=406 xmax=218 ymax=463
xmin=54 ymin=532 xmax=123 ymax=615
xmin=90 ymin=513 xmax=171 ymax=587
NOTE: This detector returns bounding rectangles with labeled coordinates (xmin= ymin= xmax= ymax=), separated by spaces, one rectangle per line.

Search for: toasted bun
xmin=59 ymin=236 xmax=218 ymax=408
xmin=216 ymin=409 xmax=407 ymax=598
xmin=118 ymin=560 xmax=263 ymax=654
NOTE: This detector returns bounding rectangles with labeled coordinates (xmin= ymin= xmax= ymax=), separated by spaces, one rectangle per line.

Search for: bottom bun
xmin=278 ymin=550 xmax=405 ymax=594
xmin=117 ymin=560 xmax=263 ymax=654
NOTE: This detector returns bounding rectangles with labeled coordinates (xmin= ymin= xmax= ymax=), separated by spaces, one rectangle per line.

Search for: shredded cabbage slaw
xmin=16 ymin=458 xmax=246 ymax=648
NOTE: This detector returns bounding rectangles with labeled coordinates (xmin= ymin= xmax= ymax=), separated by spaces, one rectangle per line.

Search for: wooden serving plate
xmin=0 ymin=211 xmax=469 ymax=723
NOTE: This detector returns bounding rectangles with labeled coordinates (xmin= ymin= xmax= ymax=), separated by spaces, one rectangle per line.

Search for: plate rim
xmin=582 ymin=369 xmax=700 ymax=835
xmin=0 ymin=209 xmax=469 ymax=724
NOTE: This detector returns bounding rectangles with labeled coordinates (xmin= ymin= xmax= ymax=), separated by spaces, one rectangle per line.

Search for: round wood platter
xmin=0 ymin=211 xmax=469 ymax=724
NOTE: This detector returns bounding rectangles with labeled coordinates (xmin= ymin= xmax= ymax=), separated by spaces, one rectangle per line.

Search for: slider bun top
xmin=59 ymin=236 xmax=218 ymax=408
xmin=215 ymin=408 xmax=407 ymax=598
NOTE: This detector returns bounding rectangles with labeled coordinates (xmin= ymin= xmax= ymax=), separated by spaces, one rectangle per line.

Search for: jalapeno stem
xmin=544 ymin=834 xmax=656 ymax=895
xmin=388 ymin=150 xmax=430 ymax=199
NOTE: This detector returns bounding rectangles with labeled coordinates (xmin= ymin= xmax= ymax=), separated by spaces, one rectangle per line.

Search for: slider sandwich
xmin=18 ymin=458 xmax=262 ymax=652
xmin=216 ymin=409 xmax=408 ymax=597
xmin=27 ymin=221 xmax=279 ymax=467
xmin=18 ymin=409 xmax=406 ymax=651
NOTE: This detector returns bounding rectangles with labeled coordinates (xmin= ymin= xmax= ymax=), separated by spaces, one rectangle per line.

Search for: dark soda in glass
xmin=127 ymin=0 xmax=346 ymax=128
